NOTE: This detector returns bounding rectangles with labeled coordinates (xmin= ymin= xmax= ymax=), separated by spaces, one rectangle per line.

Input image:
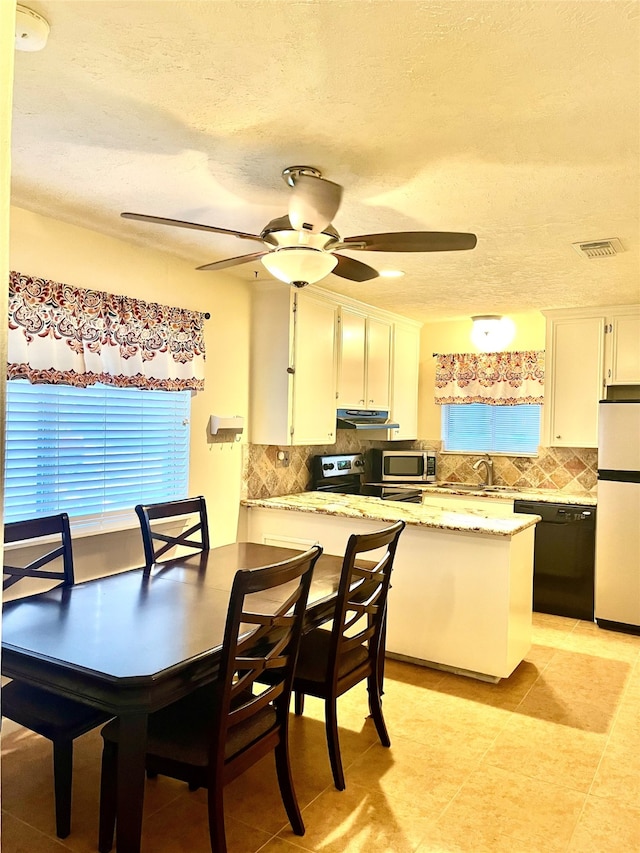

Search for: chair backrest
xmin=213 ymin=544 xmax=322 ymax=767
xmin=328 ymin=521 xmax=405 ymax=686
xmin=3 ymin=513 xmax=75 ymax=593
xmin=135 ymin=497 xmax=210 ymax=567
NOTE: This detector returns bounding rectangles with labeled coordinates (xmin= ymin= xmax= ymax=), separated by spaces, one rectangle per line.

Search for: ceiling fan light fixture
xmin=261 ymin=247 xmax=337 ymax=286
xmin=470 ymin=315 xmax=515 ymax=352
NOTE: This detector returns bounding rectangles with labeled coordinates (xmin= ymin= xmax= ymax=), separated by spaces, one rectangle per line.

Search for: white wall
xmin=418 ymin=312 xmax=546 ymax=439
xmin=9 ymin=206 xmax=252 ymax=575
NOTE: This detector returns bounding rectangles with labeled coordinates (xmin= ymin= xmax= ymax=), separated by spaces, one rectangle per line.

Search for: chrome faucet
xmin=472 ymin=454 xmax=494 ymax=486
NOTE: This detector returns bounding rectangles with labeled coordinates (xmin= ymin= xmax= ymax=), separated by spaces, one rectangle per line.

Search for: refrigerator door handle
xmin=598 ymin=469 xmax=640 ymax=484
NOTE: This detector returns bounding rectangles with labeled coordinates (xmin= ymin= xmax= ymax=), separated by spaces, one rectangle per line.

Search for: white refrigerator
xmin=595 ymin=400 xmax=640 ymax=632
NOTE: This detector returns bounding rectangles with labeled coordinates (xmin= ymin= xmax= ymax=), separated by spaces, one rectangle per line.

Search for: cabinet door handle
xmin=556 ymin=435 xmax=561 ymax=439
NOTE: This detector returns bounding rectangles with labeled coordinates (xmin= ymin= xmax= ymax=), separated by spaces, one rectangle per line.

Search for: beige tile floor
xmin=2 ymin=613 xmax=639 ymax=852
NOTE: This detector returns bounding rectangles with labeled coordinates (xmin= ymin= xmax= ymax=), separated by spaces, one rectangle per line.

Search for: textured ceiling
xmin=10 ymin=0 xmax=640 ymax=322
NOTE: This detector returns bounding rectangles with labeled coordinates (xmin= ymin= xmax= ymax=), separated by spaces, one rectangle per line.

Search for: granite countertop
xmin=242 ymin=492 xmax=541 ymax=537
xmin=416 ymin=483 xmax=597 ymax=506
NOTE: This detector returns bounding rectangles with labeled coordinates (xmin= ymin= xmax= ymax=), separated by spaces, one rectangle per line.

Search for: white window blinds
xmin=4 ymin=380 xmax=190 ymax=526
xmin=442 ymin=402 xmax=541 ymax=454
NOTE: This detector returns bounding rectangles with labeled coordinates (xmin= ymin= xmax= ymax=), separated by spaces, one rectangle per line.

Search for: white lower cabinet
xmin=241 ymin=505 xmax=534 ymax=681
xmin=250 ymin=285 xmax=337 ymax=446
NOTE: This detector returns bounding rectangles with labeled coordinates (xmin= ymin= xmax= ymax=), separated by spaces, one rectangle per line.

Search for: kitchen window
xmin=4 ymin=380 xmax=190 ymax=530
xmin=441 ymin=403 xmax=541 ymax=454
xmin=435 ymin=350 xmax=544 ymax=454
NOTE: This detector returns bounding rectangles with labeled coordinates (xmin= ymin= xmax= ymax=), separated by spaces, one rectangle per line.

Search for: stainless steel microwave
xmin=371 ymin=449 xmax=437 ymax=483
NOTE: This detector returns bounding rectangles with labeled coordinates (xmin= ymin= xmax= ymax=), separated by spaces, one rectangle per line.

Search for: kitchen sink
xmin=434 ymin=483 xmax=517 ymax=494
xmin=436 ymin=482 xmax=487 ymax=491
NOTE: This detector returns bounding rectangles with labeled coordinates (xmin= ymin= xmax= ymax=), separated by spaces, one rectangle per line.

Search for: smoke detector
xmin=572 ymin=238 xmax=624 ymax=259
xmin=15 ymin=5 xmax=50 ymax=52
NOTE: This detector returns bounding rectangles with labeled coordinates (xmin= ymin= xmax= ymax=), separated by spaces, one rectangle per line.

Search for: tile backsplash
xmin=243 ymin=437 xmax=597 ymax=499
xmin=435 ymin=445 xmax=597 ymax=493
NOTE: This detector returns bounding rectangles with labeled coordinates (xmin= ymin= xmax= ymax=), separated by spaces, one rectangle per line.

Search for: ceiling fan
xmin=121 ymin=166 xmax=477 ymax=288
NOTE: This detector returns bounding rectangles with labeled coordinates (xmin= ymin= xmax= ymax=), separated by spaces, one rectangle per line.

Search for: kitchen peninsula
xmin=239 ymin=492 xmax=540 ymax=681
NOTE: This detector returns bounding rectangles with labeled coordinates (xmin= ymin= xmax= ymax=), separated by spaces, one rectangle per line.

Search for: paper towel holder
xmin=209 ymin=415 xmax=244 ymax=438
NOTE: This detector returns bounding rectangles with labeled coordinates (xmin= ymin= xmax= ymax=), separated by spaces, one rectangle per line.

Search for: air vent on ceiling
xmin=572 ymin=238 xmax=624 ymax=259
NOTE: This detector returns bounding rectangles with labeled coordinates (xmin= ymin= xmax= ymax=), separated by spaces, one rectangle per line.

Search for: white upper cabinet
xmin=365 ymin=317 xmax=392 ymax=408
xmin=544 ymin=313 xmax=604 ymax=448
xmin=605 ymin=308 xmax=640 ymax=385
xmin=251 ymin=285 xmax=422 ymax=447
xmin=337 ymin=309 xmax=367 ymax=406
xmin=250 ymin=285 xmax=337 ymax=446
xmin=290 ymin=291 xmax=338 ymax=444
xmin=337 ymin=308 xmax=391 ymax=409
xmin=388 ymin=322 xmax=421 ymax=441
xmin=544 ymin=305 xmax=640 ymax=448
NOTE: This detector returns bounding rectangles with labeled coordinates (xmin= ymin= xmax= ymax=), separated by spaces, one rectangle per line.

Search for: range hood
xmin=336 ymin=408 xmax=400 ymax=430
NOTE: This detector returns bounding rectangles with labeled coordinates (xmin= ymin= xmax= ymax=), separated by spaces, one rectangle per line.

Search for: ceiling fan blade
xmin=332 ymin=253 xmax=380 ymax=282
xmin=196 ymin=251 xmax=268 ymax=271
xmin=121 ymin=212 xmax=264 ymax=244
xmin=288 ymin=173 xmax=343 ymax=234
xmin=341 ymin=231 xmax=478 ymax=252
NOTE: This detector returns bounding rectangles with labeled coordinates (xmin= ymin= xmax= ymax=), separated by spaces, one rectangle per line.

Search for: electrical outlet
xmin=276 ymin=450 xmax=290 ymax=467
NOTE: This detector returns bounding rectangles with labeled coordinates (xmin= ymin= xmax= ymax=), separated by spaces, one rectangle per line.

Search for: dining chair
xmin=97 ymin=543 xmax=322 ymax=853
xmin=135 ymin=496 xmax=210 ymax=568
xmin=292 ymin=520 xmax=405 ymax=790
xmin=2 ymin=513 xmax=111 ymax=839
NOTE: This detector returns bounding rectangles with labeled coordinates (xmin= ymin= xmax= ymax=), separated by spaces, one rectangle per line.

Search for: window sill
xmin=439 ymin=450 xmax=539 ymax=458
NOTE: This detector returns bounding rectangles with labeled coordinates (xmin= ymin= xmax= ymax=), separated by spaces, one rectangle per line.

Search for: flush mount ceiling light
xmin=261 ymin=247 xmax=338 ymax=288
xmin=470 ymin=315 xmax=516 ymax=352
xmin=15 ymin=5 xmax=50 ymax=51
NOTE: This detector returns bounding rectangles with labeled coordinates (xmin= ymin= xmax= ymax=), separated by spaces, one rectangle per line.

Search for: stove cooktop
xmin=358 ymin=483 xmax=422 ymax=503
xmin=312 ymin=452 xmax=422 ymax=503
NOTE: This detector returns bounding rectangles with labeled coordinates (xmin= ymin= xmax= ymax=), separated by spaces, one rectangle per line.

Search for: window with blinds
xmin=4 ymin=380 xmax=191 ymax=529
xmin=441 ymin=403 xmax=541 ymax=454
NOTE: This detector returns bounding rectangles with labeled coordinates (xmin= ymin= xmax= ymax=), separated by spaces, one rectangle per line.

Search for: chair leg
xmin=52 ymin=739 xmax=73 ymax=839
xmin=294 ymin=691 xmax=304 ymax=716
xmin=98 ymin=740 xmax=118 ymax=853
xmin=274 ymin=737 xmax=304 ymax=836
xmin=325 ymin=698 xmax=345 ymax=791
xmin=367 ymin=673 xmax=391 ymax=748
xmin=207 ymin=781 xmax=227 ymax=853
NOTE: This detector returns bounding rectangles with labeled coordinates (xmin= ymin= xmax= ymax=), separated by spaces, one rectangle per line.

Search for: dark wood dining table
xmin=1 ymin=542 xmax=345 ymax=853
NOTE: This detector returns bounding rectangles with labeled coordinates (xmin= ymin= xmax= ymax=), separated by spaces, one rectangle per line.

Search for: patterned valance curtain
xmin=8 ymin=272 xmax=206 ymax=391
xmin=434 ymin=350 xmax=544 ymax=405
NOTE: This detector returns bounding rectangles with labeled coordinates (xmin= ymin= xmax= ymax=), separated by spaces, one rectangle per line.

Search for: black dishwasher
xmin=514 ymin=501 xmax=596 ymax=621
